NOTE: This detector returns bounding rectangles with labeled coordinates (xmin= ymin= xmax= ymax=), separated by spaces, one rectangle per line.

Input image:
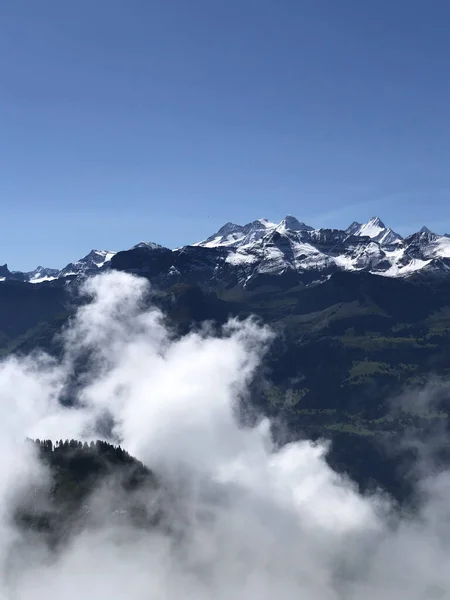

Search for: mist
xmin=0 ymin=271 xmax=448 ymax=599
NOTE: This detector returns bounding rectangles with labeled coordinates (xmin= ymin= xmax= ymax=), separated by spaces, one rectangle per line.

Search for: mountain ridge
xmin=3 ymin=216 xmax=450 ymax=286
xmin=108 ymin=215 xmax=450 ymax=289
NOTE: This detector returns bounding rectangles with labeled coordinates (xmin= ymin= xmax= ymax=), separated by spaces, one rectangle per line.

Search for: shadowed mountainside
xmin=2 ymin=269 xmax=450 ymax=502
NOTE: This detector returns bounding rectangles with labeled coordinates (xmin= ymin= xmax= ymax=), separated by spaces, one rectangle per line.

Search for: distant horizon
xmin=6 ymin=213 xmax=449 ymax=273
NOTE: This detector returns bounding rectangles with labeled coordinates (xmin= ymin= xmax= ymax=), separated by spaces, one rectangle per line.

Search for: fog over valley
xmin=0 ymin=272 xmax=446 ymax=599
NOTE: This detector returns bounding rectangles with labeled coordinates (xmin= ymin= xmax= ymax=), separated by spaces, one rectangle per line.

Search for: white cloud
xmin=0 ymin=271 xmax=447 ymax=599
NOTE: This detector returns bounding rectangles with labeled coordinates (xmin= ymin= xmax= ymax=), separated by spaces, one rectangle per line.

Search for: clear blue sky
xmin=3 ymin=0 xmax=450 ymax=270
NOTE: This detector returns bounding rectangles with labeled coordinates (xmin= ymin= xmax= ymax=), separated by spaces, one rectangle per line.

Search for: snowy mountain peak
xmin=357 ymin=217 xmax=386 ymax=238
xmin=200 ymin=224 xmax=245 ymax=248
xmin=27 ymin=266 xmax=60 ymax=284
xmin=215 ymin=222 xmax=243 ymax=236
xmin=368 ymin=216 xmax=386 ymax=228
xmin=244 ymin=218 xmax=276 ymax=232
xmin=85 ymin=249 xmax=116 ymax=265
xmin=133 ymin=241 xmax=165 ymax=250
xmin=420 ymin=226 xmax=432 ymax=234
xmin=58 ymin=249 xmax=116 ymax=279
xmin=345 ymin=217 xmax=402 ymax=245
xmin=197 ymin=218 xmax=276 ymax=248
xmin=279 ymin=215 xmax=314 ymax=232
xmin=256 ymin=218 xmax=276 ymax=227
xmin=346 ymin=217 xmax=384 ymax=236
xmin=345 ymin=221 xmax=362 ymax=236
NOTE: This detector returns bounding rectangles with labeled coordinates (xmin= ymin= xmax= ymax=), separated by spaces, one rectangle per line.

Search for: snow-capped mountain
xmin=196 ymin=216 xmax=315 ymax=250
xmin=197 ymin=218 xmax=277 ymax=248
xmin=178 ymin=215 xmax=450 ymax=287
xmin=132 ymin=241 xmax=164 ymax=250
xmin=3 ymin=216 xmax=450 ymax=291
xmin=98 ymin=215 xmax=450 ymax=291
xmin=345 ymin=217 xmax=403 ymax=246
xmin=58 ymin=249 xmax=116 ymax=279
xmin=27 ymin=266 xmax=60 ymax=284
xmin=0 ymin=250 xmax=117 ymax=284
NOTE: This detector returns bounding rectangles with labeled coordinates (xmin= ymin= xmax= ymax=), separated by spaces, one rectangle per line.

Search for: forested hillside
xmin=16 ymin=440 xmax=159 ymax=546
xmin=2 ymin=268 xmax=450 ymax=503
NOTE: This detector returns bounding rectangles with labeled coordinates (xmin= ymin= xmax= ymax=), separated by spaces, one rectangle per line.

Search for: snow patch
xmin=29 ymin=275 xmax=58 ymax=284
xmin=378 ymin=258 xmax=432 ymax=278
xmin=225 ymin=252 xmax=258 ymax=266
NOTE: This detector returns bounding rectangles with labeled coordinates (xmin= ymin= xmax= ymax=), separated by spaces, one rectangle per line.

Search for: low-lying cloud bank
xmin=0 ymin=272 xmax=448 ymax=599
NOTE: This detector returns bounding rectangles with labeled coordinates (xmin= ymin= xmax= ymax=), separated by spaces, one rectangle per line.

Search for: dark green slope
xmin=0 ymin=279 xmax=70 ymax=354
xmin=240 ymin=273 xmax=450 ymax=437
xmin=2 ymin=271 xmax=450 ymax=501
xmin=17 ymin=439 xmax=159 ymax=546
xmin=4 ymin=271 xmax=450 ymax=426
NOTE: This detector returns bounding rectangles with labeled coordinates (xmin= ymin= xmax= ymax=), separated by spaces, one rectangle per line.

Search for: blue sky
xmin=2 ymin=0 xmax=450 ymax=270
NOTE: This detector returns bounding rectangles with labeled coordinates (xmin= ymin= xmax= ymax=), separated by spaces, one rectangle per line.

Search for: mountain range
xmin=3 ymin=216 xmax=450 ymax=288
xmin=0 ymin=250 xmax=116 ymax=284
xmin=2 ymin=215 xmax=450 ymax=502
